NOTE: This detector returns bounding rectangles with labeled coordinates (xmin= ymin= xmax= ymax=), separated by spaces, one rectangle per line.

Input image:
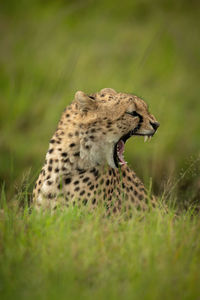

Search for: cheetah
xmin=32 ymin=88 xmax=160 ymax=214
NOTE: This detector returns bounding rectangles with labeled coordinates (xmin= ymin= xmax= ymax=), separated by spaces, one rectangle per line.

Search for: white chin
xmin=105 ymin=144 xmax=117 ymax=168
xmin=108 ymin=158 xmax=117 ymax=169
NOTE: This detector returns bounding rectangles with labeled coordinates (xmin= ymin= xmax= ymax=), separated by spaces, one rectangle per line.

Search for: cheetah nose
xmin=150 ymin=121 xmax=160 ymax=131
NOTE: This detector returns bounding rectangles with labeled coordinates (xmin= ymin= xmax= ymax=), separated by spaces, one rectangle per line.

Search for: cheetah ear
xmin=100 ymin=88 xmax=117 ymax=94
xmin=75 ymin=91 xmax=97 ymax=112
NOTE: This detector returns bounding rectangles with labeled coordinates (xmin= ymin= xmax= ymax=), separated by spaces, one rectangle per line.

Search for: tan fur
xmin=32 ymin=88 xmax=159 ymax=215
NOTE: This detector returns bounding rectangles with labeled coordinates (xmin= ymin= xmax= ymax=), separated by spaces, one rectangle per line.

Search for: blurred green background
xmin=0 ymin=0 xmax=200 ymax=202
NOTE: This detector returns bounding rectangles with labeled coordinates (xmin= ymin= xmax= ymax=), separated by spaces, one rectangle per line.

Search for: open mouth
xmin=113 ymin=130 xmax=154 ymax=167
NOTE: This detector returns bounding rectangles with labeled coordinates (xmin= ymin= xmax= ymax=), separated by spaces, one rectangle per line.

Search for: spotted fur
xmin=32 ymin=88 xmax=159 ymax=215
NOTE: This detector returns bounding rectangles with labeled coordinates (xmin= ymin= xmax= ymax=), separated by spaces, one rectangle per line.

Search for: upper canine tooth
xmin=144 ymin=136 xmax=148 ymax=143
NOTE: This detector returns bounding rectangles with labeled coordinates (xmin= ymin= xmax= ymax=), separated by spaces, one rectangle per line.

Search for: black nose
xmin=150 ymin=121 xmax=160 ymax=131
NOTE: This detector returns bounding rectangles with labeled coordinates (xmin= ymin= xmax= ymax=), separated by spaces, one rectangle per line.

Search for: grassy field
xmin=0 ymin=0 xmax=200 ymax=299
xmin=0 ymin=201 xmax=200 ymax=300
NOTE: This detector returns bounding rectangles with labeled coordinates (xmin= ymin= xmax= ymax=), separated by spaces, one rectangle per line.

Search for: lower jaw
xmin=113 ymin=133 xmax=153 ymax=168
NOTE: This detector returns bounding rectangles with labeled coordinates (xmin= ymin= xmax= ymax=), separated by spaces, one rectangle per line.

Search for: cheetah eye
xmin=126 ymin=111 xmax=139 ymax=117
xmin=88 ymin=95 xmax=95 ymax=100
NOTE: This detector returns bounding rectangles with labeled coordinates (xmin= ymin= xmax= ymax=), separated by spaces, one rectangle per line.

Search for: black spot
xmin=48 ymin=166 xmax=52 ymax=172
xmin=92 ymin=198 xmax=96 ymax=204
xmin=77 ymin=168 xmax=86 ymax=174
xmin=61 ymin=152 xmax=68 ymax=157
xmin=139 ymin=194 xmax=144 ymax=201
xmin=80 ymin=190 xmax=85 ymax=196
xmin=55 ymin=168 xmax=59 ymax=173
xmin=93 ymin=170 xmax=99 ymax=178
xmin=134 ymin=190 xmax=138 ymax=196
xmin=83 ymin=177 xmax=89 ymax=183
xmin=90 ymin=185 xmax=94 ymax=190
xmin=47 ymin=181 xmax=52 ymax=185
xmin=49 ymin=159 xmax=53 ymax=164
xmin=65 ymin=178 xmax=71 ymax=185
xmin=131 ymin=196 xmax=135 ymax=203
xmin=109 ymin=169 xmax=112 ymax=176
xmin=75 ymin=187 xmax=80 ymax=192
xmin=69 ymin=143 xmax=75 ymax=147
xmin=106 ymin=179 xmax=110 ymax=185
xmin=74 ymin=180 xmax=79 ymax=185
xmin=113 ymin=207 xmax=117 ymax=213
xmin=82 ymin=199 xmax=88 ymax=205
xmin=49 ymin=148 xmax=54 ymax=154
xmin=100 ymin=178 xmax=104 ymax=185
xmin=38 ymin=180 xmax=41 ymax=185
xmin=50 ymin=139 xmax=55 ymax=144
xmin=74 ymin=152 xmax=80 ymax=157
xmin=87 ymin=192 xmax=91 ymax=197
xmin=122 ymin=171 xmax=126 ymax=177
xmin=65 ymin=114 xmax=70 ymax=118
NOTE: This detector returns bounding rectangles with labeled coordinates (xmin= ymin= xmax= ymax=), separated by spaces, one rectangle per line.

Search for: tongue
xmin=117 ymin=140 xmax=126 ymax=165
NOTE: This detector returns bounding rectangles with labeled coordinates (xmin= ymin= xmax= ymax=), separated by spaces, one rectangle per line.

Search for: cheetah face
xmin=113 ymin=96 xmax=160 ymax=167
xmin=75 ymin=89 xmax=159 ymax=169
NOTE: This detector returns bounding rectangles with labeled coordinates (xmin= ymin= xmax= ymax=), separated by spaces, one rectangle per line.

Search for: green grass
xmin=0 ymin=197 xmax=200 ymax=300
xmin=0 ymin=1 xmax=200 ymax=299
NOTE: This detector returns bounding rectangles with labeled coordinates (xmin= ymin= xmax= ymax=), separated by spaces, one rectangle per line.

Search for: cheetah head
xmin=74 ymin=88 xmax=159 ymax=169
